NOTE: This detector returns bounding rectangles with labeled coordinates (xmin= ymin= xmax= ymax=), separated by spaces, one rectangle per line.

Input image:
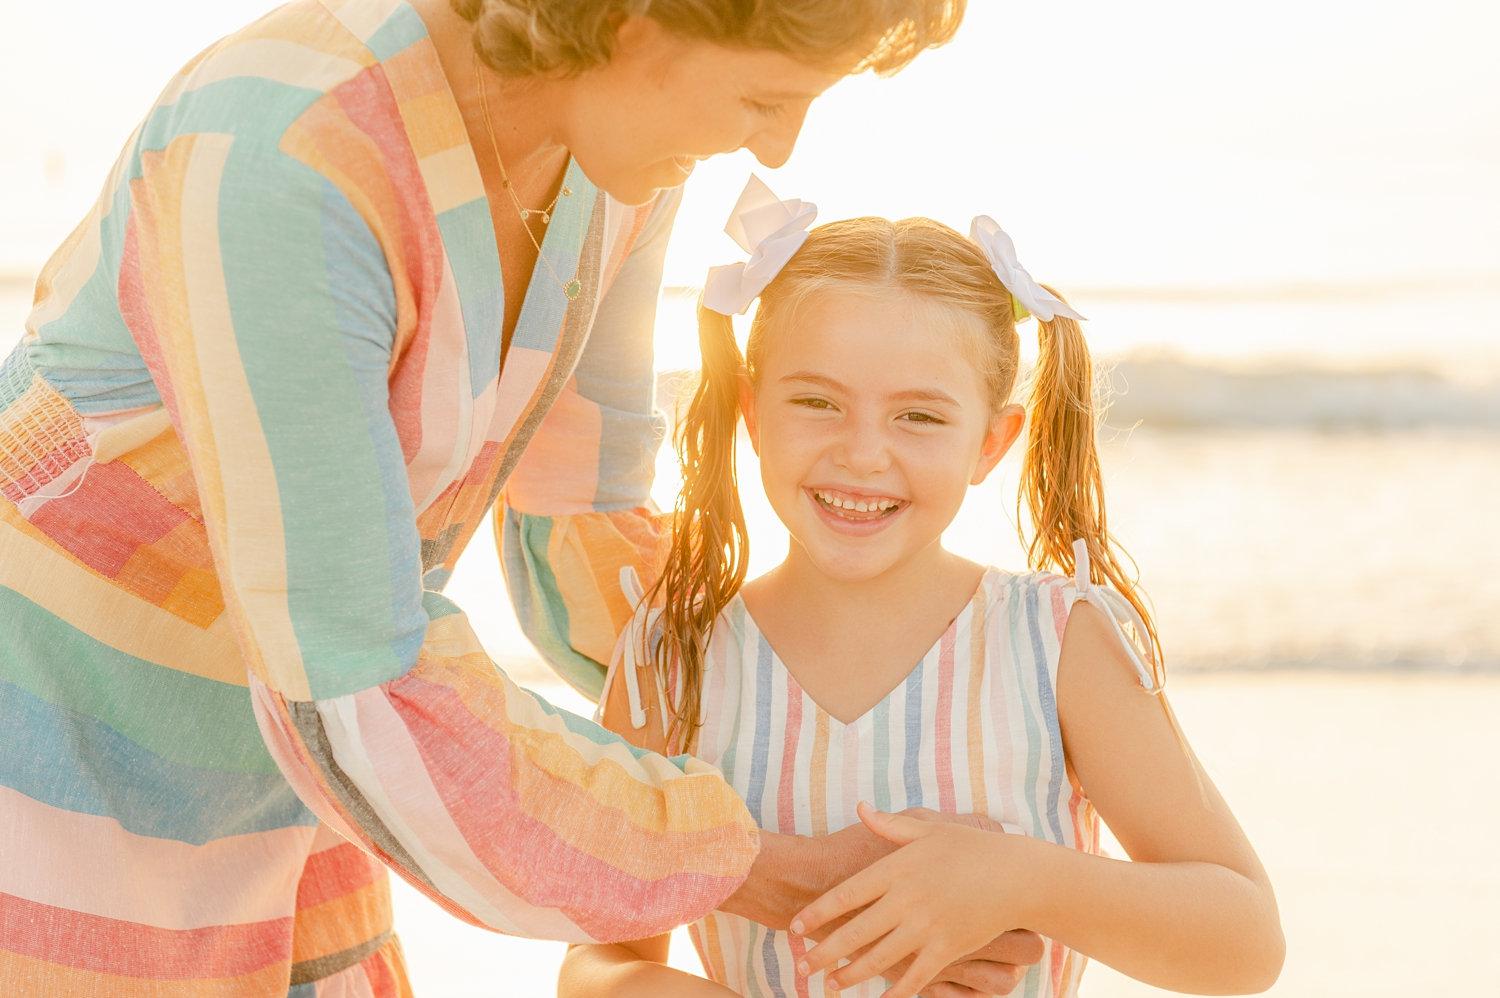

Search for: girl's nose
xmin=833 ymin=418 xmax=892 ymax=475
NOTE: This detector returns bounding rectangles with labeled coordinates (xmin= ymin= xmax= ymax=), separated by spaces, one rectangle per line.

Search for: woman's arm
xmin=130 ymin=116 xmax=755 ymax=942
xmin=790 ymin=602 xmax=1284 ymax=997
xmin=497 ymin=186 xmax=682 ymax=699
xmin=558 ymin=638 xmax=736 ymax=997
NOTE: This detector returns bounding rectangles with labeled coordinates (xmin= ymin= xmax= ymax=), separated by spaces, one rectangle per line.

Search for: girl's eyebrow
xmin=779 ymin=372 xmax=960 ymax=407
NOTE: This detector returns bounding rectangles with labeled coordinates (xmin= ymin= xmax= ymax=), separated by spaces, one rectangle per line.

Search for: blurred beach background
xmin=3 ymin=1 xmax=1497 ymax=995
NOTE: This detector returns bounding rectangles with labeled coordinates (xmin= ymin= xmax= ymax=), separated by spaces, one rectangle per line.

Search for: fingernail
xmin=790 ymin=918 xmax=804 ymax=935
xmin=797 ymin=960 xmax=810 ymax=976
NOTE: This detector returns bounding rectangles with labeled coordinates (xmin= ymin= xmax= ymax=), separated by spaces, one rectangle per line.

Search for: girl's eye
xmin=899 ymin=411 xmax=944 ymax=424
xmin=790 ymin=397 xmax=834 ymax=410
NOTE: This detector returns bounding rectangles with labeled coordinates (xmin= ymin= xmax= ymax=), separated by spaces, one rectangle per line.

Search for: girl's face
xmin=744 ymin=288 xmax=1023 ymax=587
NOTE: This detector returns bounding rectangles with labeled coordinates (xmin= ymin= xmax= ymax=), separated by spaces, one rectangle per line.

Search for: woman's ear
xmin=737 ymin=367 xmax=760 ymax=456
xmin=972 ymin=404 xmax=1025 ymax=485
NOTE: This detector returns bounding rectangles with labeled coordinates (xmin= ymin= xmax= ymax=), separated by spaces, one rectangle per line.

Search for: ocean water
xmin=5 ymin=274 xmax=1496 ymax=677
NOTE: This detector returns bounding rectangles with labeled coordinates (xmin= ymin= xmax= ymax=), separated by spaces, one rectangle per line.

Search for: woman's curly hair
xmin=450 ymin=0 xmax=965 ymax=77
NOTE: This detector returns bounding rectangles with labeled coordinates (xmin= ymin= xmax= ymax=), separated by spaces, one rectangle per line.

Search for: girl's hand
xmin=791 ymin=802 xmax=1038 ymax=998
xmin=897 ymin=932 xmax=1045 ymax=997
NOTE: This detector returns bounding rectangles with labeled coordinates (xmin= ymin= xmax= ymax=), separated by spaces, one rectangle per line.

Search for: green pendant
xmin=564 ymin=278 xmax=582 ymax=300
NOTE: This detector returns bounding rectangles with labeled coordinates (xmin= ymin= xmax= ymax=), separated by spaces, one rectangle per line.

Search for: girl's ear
xmin=737 ymin=366 xmax=760 ymax=455
xmin=972 ymin=404 xmax=1025 ymax=485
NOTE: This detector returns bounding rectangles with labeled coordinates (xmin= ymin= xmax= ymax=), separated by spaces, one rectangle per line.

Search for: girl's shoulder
xmin=977 ymin=564 xmax=1078 ymax=614
xmin=979 ymin=561 xmax=1161 ymax=694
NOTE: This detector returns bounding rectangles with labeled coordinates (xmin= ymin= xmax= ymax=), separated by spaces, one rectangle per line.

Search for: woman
xmin=0 ymin=1 xmax=1041 ymax=995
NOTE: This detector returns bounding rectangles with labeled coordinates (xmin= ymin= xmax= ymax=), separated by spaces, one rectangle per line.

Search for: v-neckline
xmin=731 ymin=570 xmax=996 ymax=728
xmin=393 ymin=2 xmax=596 ymax=372
xmin=493 ymin=157 xmax=591 ymax=365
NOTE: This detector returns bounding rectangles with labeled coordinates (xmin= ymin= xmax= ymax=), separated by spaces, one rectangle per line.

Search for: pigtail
xmin=1020 ymin=292 xmax=1164 ymax=686
xmin=643 ymin=302 xmax=752 ymax=753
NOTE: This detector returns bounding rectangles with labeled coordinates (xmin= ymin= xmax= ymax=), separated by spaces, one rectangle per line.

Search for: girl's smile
xmin=807 ymin=486 xmax=909 ymax=538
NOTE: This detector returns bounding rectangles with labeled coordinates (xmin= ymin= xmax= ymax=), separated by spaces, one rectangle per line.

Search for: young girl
xmin=558 ymin=179 xmax=1284 ymax=998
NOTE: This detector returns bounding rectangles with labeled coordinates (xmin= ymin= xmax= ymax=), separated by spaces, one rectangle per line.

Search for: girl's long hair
xmin=646 ymin=217 xmax=1161 ymax=752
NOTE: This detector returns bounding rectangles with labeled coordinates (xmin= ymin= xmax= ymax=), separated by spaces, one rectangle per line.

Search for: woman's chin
xmin=582 ymin=161 xmax=694 ymax=206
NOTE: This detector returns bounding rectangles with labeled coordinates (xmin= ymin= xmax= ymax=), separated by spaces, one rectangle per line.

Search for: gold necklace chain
xmin=473 ymin=52 xmax=583 ymax=301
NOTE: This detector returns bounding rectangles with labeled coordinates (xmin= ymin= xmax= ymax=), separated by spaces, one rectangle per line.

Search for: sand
xmin=387 ymin=670 xmax=1500 ymax=997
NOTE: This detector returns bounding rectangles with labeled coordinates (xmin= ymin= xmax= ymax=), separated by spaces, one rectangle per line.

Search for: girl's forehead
xmin=758 ymin=287 xmax=991 ymax=367
xmin=754 ymin=288 xmax=995 ymax=398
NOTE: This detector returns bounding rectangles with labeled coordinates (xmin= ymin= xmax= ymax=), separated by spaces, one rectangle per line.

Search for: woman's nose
xmin=746 ymin=103 xmax=812 ymax=170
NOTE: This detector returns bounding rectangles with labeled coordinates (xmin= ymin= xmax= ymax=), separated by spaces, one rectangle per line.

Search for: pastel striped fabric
xmin=0 ymin=1 xmax=758 ymax=995
xmin=635 ymin=569 xmax=1101 ymax=998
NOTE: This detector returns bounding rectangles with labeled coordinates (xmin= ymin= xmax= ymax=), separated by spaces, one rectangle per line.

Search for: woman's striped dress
xmin=635 ymin=568 xmax=1109 ymax=998
xmin=0 ymin=1 xmax=758 ymax=994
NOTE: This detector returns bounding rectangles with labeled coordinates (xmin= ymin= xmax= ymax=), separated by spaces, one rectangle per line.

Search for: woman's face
xmin=563 ymin=17 xmax=846 ymax=205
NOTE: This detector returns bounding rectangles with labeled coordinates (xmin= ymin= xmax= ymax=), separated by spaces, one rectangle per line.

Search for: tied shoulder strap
xmin=595 ymin=566 xmax=672 ymax=730
xmin=1070 ymin=539 xmax=1162 ymax=694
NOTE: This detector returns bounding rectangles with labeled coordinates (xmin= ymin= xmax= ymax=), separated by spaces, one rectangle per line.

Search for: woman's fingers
xmin=915 ymin=984 xmax=988 ymax=998
xmin=861 ymin=944 xmax=949 ymax=998
xmin=963 ymin=930 xmax=1045 ymax=970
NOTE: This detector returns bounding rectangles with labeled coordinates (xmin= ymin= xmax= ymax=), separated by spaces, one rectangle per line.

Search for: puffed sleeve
xmin=498 ymin=186 xmax=683 ymax=700
xmin=123 ymin=127 xmax=755 ymax=943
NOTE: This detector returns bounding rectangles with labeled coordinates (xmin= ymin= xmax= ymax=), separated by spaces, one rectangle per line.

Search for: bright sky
xmin=2 ymin=1 xmax=1496 ymax=351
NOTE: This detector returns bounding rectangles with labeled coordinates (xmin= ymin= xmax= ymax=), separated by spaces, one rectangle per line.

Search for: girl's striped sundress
xmin=653 ymin=568 xmax=1110 ymax=998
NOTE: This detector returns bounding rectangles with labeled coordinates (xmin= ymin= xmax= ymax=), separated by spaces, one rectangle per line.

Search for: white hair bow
xmin=702 ymin=175 xmax=817 ymax=316
xmin=969 ymin=215 xmax=1085 ymax=323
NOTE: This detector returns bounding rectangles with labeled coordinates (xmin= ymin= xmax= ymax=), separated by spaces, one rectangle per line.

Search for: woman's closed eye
xmin=745 ymin=99 xmax=787 ymax=117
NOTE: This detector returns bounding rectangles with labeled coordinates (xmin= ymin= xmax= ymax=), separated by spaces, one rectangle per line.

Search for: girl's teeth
xmin=815 ymin=490 xmax=899 ymax=513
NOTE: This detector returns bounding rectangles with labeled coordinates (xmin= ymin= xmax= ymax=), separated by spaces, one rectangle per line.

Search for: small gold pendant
xmin=564 ymin=279 xmax=582 ymax=300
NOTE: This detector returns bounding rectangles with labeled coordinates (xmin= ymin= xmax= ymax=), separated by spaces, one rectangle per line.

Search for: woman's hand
xmin=790 ymin=802 xmax=1040 ymax=998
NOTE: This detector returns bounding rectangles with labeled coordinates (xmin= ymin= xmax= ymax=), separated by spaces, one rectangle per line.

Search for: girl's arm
xmin=559 ymin=934 xmax=738 ymax=998
xmin=790 ymin=602 xmax=1285 ymax=997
